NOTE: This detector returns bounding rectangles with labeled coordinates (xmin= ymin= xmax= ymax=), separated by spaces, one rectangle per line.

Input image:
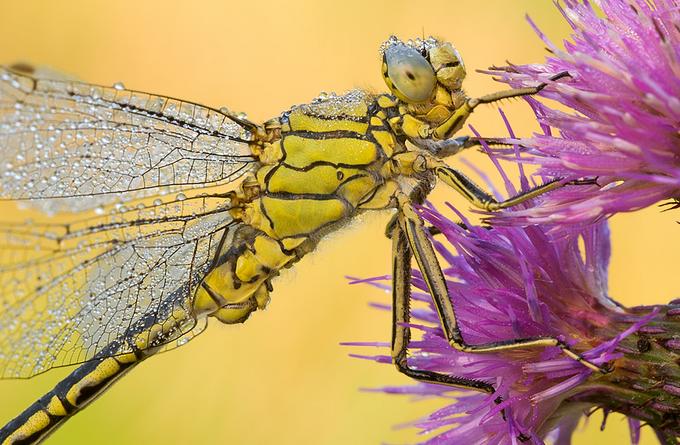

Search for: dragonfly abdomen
xmin=0 ymin=300 xmax=194 ymax=445
xmin=0 ymin=353 xmax=137 ymax=445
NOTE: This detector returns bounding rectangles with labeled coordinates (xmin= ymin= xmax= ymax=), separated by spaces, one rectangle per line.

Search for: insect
xmin=0 ymin=36 xmax=604 ymax=444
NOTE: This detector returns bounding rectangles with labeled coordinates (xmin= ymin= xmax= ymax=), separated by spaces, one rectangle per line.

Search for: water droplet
xmin=176 ymin=193 xmax=187 ymax=201
xmin=152 ymin=198 xmax=163 ymax=206
xmin=113 ymin=82 xmax=125 ymax=91
xmin=94 ymin=206 xmax=105 ymax=215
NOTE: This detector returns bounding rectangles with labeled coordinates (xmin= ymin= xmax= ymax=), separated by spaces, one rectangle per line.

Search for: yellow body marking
xmin=1 ymin=412 xmax=50 ymax=445
xmin=289 ymin=113 xmax=368 ymax=134
xmin=45 ymin=397 xmax=66 ymax=418
xmin=260 ymin=197 xmax=348 ymax=239
xmin=65 ymin=358 xmax=121 ymax=406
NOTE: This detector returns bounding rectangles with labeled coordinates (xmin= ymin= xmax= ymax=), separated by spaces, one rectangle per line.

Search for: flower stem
xmin=568 ymin=305 xmax=680 ymax=438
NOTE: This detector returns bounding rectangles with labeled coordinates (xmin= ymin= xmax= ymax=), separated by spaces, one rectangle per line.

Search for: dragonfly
xmin=0 ymin=36 xmax=604 ymax=444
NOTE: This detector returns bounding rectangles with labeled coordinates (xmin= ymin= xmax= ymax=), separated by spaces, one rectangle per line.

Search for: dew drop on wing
xmin=0 ymin=67 xmax=256 ymax=216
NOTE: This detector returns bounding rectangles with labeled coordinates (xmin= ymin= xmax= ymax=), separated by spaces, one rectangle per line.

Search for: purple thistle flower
xmin=350 ymin=206 xmax=680 ymax=444
xmin=486 ymin=0 xmax=680 ymax=225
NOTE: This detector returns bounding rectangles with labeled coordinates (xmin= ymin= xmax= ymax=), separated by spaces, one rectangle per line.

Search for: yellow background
xmin=0 ymin=1 xmax=676 ymax=444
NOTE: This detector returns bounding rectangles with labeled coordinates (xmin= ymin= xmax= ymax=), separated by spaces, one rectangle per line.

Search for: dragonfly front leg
xmin=432 ymin=71 xmax=571 ymax=140
xmin=394 ymin=195 xmax=607 ymax=373
xmin=417 ymin=135 xmax=515 ymax=158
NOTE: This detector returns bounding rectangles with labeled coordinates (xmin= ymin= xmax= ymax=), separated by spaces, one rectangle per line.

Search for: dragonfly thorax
xmin=193 ymin=89 xmax=409 ymax=324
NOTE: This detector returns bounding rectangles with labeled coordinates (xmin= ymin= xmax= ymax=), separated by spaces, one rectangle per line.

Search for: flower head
xmin=351 ymin=203 xmax=680 ymax=444
xmin=487 ymin=0 xmax=680 ymax=225
xmin=347 ymin=2 xmax=680 ymax=441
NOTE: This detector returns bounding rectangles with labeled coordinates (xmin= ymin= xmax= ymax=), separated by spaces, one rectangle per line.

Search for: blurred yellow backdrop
xmin=0 ymin=1 xmax=675 ymax=444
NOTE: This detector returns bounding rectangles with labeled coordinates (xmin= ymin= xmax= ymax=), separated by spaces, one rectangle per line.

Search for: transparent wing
xmin=0 ymin=65 xmax=255 ymax=213
xmin=0 ymin=194 xmax=237 ymax=378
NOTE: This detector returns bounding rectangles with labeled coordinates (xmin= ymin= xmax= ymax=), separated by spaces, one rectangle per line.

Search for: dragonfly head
xmin=380 ymin=36 xmax=466 ymax=107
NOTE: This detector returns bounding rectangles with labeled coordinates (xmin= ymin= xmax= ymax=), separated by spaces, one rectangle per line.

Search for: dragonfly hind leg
xmin=392 ymin=194 xmax=608 ymax=374
xmin=389 ymin=222 xmax=496 ymax=394
xmin=386 ymin=194 xmax=608 ymax=444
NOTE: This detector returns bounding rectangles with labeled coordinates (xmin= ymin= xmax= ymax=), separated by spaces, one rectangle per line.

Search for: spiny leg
xmin=388 ymin=222 xmax=495 ymax=394
xmin=422 ymin=135 xmax=517 ymax=158
xmin=473 ymin=71 xmax=570 ymax=106
xmin=436 ymin=165 xmax=562 ymax=211
xmin=433 ymin=71 xmax=571 ymax=140
xmin=395 ymin=194 xmax=607 ymax=373
xmin=458 ymin=136 xmax=514 ymax=150
xmin=386 ymin=212 xmax=471 ymax=238
xmin=434 ymin=164 xmax=598 ymax=211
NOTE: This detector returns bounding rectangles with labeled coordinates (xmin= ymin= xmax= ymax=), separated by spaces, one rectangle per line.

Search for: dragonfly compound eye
xmin=382 ymin=43 xmax=436 ymax=104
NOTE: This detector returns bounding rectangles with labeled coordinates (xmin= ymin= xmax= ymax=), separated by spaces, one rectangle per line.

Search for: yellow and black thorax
xmin=193 ymin=89 xmax=418 ymax=324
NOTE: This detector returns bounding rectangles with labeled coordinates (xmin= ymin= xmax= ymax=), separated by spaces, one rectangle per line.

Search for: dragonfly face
xmin=0 ymin=36 xmax=600 ymax=445
xmin=381 ymin=37 xmax=470 ymax=146
xmin=381 ymin=36 xmax=466 ymax=110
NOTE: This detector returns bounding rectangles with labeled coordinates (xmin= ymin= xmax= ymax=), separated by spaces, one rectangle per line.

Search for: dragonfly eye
xmin=383 ymin=44 xmax=436 ymax=104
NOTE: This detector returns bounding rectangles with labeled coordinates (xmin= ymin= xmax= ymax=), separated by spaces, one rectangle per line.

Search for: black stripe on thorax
xmin=286 ymin=129 xmax=367 ymax=140
xmin=280 ymin=159 xmax=380 ymax=172
xmin=264 ymin=192 xmax=345 ymax=201
xmin=301 ymin=111 xmax=369 ymax=123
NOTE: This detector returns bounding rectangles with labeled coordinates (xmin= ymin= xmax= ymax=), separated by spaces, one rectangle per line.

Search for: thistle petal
xmin=488 ymin=0 xmax=680 ymax=225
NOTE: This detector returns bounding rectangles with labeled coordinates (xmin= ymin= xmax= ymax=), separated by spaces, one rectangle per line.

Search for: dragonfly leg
xmin=433 ymin=164 xmax=600 ymax=211
xmin=433 ymin=71 xmax=571 ymax=140
xmin=388 ymin=221 xmax=496 ymax=394
xmin=457 ymin=136 xmax=514 ymax=149
xmin=394 ymin=195 xmax=608 ymax=373
xmin=472 ymin=71 xmax=571 ymax=107
xmin=434 ymin=165 xmax=563 ymax=211
xmin=423 ymin=135 xmax=516 ymax=157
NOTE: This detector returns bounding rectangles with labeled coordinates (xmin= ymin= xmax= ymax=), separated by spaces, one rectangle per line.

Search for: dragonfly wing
xmin=0 ymin=65 xmax=256 ymax=213
xmin=0 ymin=195 xmax=237 ymax=378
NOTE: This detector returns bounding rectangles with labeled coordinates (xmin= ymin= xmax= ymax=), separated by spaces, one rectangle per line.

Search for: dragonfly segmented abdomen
xmin=0 ymin=274 xmax=207 ymax=445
